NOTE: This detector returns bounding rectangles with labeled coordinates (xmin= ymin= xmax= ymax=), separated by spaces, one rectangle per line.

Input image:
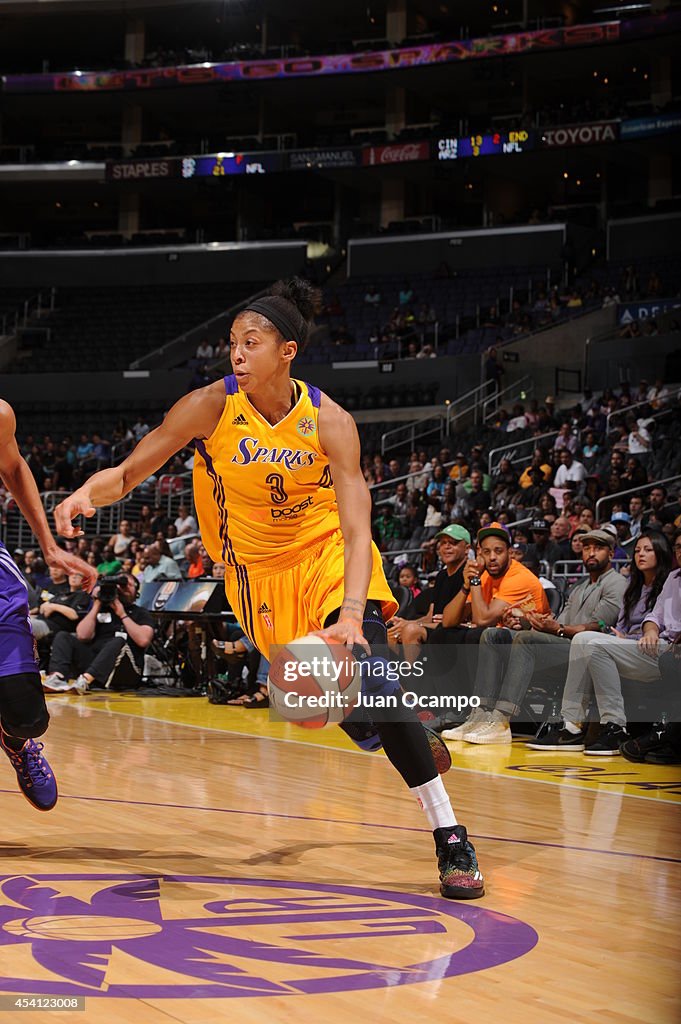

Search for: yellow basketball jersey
xmin=193 ymin=375 xmax=339 ymax=570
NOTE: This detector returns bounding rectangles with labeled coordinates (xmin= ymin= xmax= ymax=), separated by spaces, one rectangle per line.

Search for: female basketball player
xmin=54 ymin=279 xmax=484 ymax=899
xmin=0 ymin=399 xmax=96 ymax=810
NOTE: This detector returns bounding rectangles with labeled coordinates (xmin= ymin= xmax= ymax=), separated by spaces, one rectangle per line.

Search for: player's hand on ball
xmin=315 ymin=619 xmax=370 ymax=654
xmin=54 ymin=492 xmax=97 ymax=539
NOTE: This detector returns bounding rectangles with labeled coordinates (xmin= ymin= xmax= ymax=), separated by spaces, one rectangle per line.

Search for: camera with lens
xmin=97 ymin=574 xmax=128 ymax=607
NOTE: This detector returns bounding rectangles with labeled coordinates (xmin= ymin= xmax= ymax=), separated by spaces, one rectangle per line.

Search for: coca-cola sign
xmin=541 ymin=121 xmax=619 ymax=147
xmin=362 ymin=141 xmax=430 ymax=166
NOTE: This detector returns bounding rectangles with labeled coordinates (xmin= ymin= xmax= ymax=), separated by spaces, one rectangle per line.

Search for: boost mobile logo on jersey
xmin=232 ymin=437 xmax=318 ymax=469
xmin=271 ymin=496 xmax=313 ymax=521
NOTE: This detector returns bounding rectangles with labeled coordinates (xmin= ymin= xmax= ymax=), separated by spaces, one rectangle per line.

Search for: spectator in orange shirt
xmin=441 ymin=523 xmax=549 ymax=632
xmin=185 ymin=541 xmax=204 ymax=579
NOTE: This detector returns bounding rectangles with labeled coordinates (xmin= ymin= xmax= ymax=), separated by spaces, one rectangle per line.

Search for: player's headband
xmin=244 ymin=297 xmax=304 ymax=346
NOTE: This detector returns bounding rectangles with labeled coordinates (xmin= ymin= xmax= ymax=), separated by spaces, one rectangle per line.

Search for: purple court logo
xmin=0 ymin=874 xmax=537 ymax=997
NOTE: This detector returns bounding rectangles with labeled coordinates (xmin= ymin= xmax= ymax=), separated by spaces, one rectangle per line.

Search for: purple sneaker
xmin=1 ymin=734 xmax=58 ymax=811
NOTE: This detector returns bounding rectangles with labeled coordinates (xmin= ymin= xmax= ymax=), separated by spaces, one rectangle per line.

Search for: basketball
xmin=267 ymin=634 xmax=361 ymax=728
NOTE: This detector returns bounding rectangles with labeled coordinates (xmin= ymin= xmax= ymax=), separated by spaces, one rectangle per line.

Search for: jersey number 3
xmin=266 ymin=472 xmax=289 ymax=505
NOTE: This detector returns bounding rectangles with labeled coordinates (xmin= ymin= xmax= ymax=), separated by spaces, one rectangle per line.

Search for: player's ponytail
xmin=243 ymin=277 xmax=319 ymax=352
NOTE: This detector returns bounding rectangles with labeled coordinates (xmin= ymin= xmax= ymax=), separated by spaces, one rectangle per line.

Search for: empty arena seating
xmin=5 ymin=281 xmax=268 ymax=373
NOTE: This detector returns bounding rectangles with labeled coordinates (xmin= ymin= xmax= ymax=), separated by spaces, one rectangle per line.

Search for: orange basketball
xmin=267 ymin=634 xmax=361 ymax=728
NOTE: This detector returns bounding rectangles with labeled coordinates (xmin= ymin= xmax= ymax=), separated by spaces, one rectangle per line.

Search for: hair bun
xmin=269 ymin=277 xmax=317 ymax=323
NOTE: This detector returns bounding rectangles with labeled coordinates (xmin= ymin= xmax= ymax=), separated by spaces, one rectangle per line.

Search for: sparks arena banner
xmin=540 ymin=121 xmax=619 ymax=147
xmin=5 ymin=16 xmax=677 ymax=95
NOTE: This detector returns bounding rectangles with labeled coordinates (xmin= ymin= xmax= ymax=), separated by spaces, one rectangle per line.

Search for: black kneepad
xmin=0 ymin=672 xmax=49 ymax=738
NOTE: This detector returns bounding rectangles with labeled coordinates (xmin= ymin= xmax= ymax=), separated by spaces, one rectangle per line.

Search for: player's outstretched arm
xmin=317 ymin=396 xmax=372 ymax=650
xmin=54 ymin=382 xmax=225 ymax=539
xmin=0 ymin=400 xmax=97 ymax=588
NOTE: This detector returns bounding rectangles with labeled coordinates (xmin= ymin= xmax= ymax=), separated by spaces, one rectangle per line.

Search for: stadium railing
xmin=594 ymin=474 xmax=681 ymax=524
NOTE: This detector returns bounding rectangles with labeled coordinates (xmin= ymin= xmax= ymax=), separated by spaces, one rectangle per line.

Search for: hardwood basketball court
xmin=1 ymin=693 xmax=679 ymax=1023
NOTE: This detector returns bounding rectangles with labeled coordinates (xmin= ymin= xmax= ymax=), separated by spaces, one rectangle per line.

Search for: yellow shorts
xmin=223 ymin=529 xmax=397 ymax=660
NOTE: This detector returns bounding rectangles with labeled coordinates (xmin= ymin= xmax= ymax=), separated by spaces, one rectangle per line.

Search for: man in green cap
xmin=387 ymin=523 xmax=471 ymax=664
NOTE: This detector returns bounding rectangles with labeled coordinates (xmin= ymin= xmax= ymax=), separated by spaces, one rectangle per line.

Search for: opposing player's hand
xmin=54 ymin=491 xmax=97 ymax=539
xmin=44 ymin=548 xmax=98 ymax=592
xmin=315 ymin=619 xmax=370 ymax=654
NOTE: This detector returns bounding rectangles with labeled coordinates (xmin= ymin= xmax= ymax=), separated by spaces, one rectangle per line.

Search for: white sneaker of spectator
xmin=465 ymin=710 xmax=512 ymax=744
xmin=441 ymin=708 xmax=491 ymax=741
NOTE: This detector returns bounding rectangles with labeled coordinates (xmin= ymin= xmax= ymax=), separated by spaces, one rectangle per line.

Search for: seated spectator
xmin=96 ymin=546 xmax=122 ymax=577
xmin=43 ymin=574 xmax=154 ymax=693
xmin=578 ymin=505 xmax=595 ymax=531
xmin=364 ymin=285 xmax=382 ymax=305
xmin=528 ymin=530 xmax=672 ymax=753
xmin=554 ymin=422 xmax=577 ymax=455
xmin=629 ymin=494 xmax=645 ymax=539
xmin=196 ymin=337 xmax=214 ymax=360
xmin=373 ymin=506 xmax=404 ymax=552
xmin=553 ymin=449 xmax=586 ymax=492
xmin=610 ymin=512 xmax=634 ymax=553
xmin=91 ymin=433 xmax=111 ymax=463
xmin=132 ymin=416 xmax=150 ymax=441
xmin=522 ymin=467 xmax=550 ymax=511
xmin=581 ymin=431 xmax=599 ymax=468
xmin=189 ymin=362 xmax=212 ymax=389
xmin=448 ymin=528 xmax=626 ymax=744
xmin=387 ymin=525 xmax=470 ymax=662
xmin=109 ymin=520 xmax=134 ymax=559
xmin=549 ymin=516 xmax=573 ymax=558
xmin=448 ymin=452 xmax=469 ymax=482
xmin=417 ymin=303 xmax=436 ymax=324
xmin=398 ymin=564 xmax=422 ymax=598
xmin=76 ymin=434 xmax=94 ymax=461
xmin=627 ymin=417 xmax=652 ymax=464
xmin=537 ymin=491 xmax=559 ymax=524
xmin=647 ymin=379 xmax=670 ymax=410
xmin=441 ymin=522 xmax=549 ymax=635
xmin=30 ymin=569 xmax=91 ymax=644
xmin=141 ymin=543 xmax=182 ymax=582
xmin=387 ymin=481 xmax=409 ymax=527
xmin=564 ymin=529 xmax=589 ymax=583
xmin=491 ymin=458 xmax=519 ymax=508
xmin=644 ymin=485 xmax=680 ymax=527
xmin=527 ymin=519 xmax=563 ymax=566
xmin=416 ymin=344 xmax=436 ymax=359
xmin=398 ymin=282 xmax=414 ymax=306
xmin=184 ymin=542 xmax=204 ymax=579
xmin=506 ymin=404 xmax=528 ymax=432
xmin=459 ymin=468 xmax=491 ymax=522
xmin=518 ymin=449 xmax=552 ymax=489
xmin=174 ymin=503 xmax=198 ymax=536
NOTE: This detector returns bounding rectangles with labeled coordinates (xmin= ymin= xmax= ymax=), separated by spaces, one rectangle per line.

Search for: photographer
xmin=42 ymin=574 xmax=154 ymax=693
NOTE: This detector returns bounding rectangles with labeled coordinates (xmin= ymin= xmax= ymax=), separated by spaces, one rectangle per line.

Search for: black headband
xmin=244 ymin=297 xmax=304 ymax=346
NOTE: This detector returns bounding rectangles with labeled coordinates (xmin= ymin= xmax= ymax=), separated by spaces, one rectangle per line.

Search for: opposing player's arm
xmin=54 ymin=383 xmax=225 ymax=538
xmin=318 ymin=396 xmax=372 ymax=638
xmin=0 ymin=400 xmax=54 ymax=555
